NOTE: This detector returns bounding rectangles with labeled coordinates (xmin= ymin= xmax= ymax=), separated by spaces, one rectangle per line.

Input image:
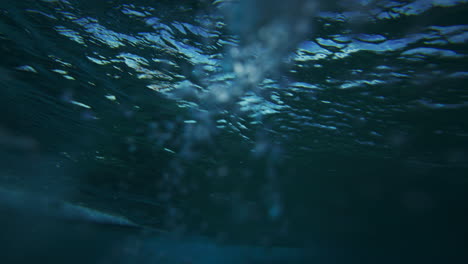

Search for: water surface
xmin=1 ymin=0 xmax=467 ymax=263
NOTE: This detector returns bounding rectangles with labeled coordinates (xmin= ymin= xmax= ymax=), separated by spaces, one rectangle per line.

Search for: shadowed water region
xmin=1 ymin=0 xmax=467 ymax=263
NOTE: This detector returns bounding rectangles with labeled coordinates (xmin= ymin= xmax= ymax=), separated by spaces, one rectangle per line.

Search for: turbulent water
xmin=1 ymin=0 xmax=468 ymax=263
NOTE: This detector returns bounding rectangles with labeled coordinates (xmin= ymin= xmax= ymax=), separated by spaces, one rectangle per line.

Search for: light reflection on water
xmin=0 ymin=0 xmax=467 ymax=263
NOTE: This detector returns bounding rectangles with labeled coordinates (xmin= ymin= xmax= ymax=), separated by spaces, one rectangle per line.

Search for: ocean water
xmin=0 ymin=0 xmax=467 ymax=263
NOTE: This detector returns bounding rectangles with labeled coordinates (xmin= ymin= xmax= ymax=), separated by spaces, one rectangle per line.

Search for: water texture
xmin=0 ymin=0 xmax=467 ymax=263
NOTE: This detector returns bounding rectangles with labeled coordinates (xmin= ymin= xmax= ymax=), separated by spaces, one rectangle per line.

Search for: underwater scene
xmin=1 ymin=0 xmax=467 ymax=263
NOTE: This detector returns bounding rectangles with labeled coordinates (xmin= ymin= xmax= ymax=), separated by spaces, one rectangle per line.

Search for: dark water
xmin=1 ymin=0 xmax=467 ymax=263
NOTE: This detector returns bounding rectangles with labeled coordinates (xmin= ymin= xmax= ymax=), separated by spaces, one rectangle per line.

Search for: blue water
xmin=1 ymin=0 xmax=467 ymax=263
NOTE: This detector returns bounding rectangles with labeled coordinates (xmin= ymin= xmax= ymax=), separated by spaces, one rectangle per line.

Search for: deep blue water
xmin=1 ymin=0 xmax=468 ymax=263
